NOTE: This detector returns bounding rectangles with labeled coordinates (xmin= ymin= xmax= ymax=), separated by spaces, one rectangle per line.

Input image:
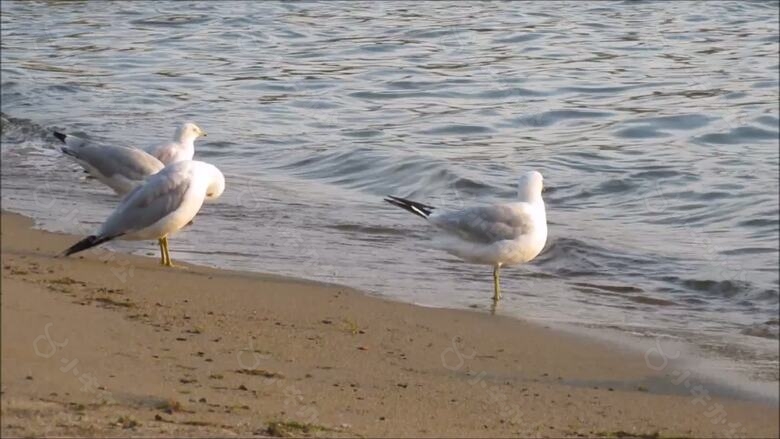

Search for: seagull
xmin=53 ymin=131 xmax=164 ymax=196
xmin=384 ymin=171 xmax=547 ymax=302
xmin=144 ymin=121 xmax=207 ymax=165
xmin=62 ymin=160 xmax=225 ymax=267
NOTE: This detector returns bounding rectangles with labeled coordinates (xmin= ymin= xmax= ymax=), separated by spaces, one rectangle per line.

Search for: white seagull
xmin=385 ymin=170 xmax=548 ymax=302
xmin=62 ymin=160 xmax=225 ymax=267
xmin=144 ymin=121 xmax=207 ymax=165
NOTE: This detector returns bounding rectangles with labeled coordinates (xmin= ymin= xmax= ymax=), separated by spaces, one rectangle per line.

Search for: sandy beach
xmin=1 ymin=210 xmax=777 ymax=438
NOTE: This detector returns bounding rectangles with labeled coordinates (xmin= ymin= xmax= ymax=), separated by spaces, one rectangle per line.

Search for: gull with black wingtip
xmin=385 ymin=170 xmax=548 ymax=302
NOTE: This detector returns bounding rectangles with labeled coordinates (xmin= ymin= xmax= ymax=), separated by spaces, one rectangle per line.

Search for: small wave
xmin=326 ymin=223 xmax=404 ymax=235
xmin=130 ymin=14 xmax=211 ymax=27
xmin=629 ymin=169 xmax=683 ymax=179
xmin=741 ymin=319 xmax=780 ymax=339
xmin=467 ymin=87 xmax=551 ymax=99
xmin=755 ymin=115 xmax=779 ymax=128
xmin=419 ymin=124 xmax=494 ymax=136
xmin=0 ymin=113 xmax=59 ymax=145
xmin=383 ymin=79 xmax=446 ymax=90
xmin=695 ymin=126 xmax=779 ymax=144
xmin=571 ymin=281 xmax=643 ymax=294
xmin=536 ymin=237 xmax=775 ymax=311
xmin=558 ymin=83 xmax=664 ymax=94
xmin=737 ymin=218 xmax=779 ymax=228
xmin=348 ymin=90 xmax=439 ymax=100
xmin=614 ymin=126 xmax=671 ymax=139
xmin=270 ymin=147 xmax=499 ymax=200
xmin=594 ymin=178 xmax=637 ymax=195
xmin=719 ymin=247 xmax=778 ymax=256
xmin=570 ymin=283 xmax=678 ymax=308
xmin=341 ymin=129 xmax=384 ymax=138
xmin=198 ymin=141 xmax=241 ymax=157
xmin=678 ymin=278 xmax=749 ymax=298
xmin=622 ymin=114 xmax=715 ymax=130
xmin=536 ymin=237 xmax=672 ymax=275
xmin=493 ymin=33 xmax=543 ymax=44
xmin=512 ymin=109 xmax=614 ymax=128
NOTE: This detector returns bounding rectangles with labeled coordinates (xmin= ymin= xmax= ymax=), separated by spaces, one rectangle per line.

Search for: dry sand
xmin=2 ymin=211 xmax=778 ymax=438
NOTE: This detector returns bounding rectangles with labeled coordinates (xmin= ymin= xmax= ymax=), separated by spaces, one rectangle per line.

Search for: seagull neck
xmin=176 ymin=133 xmax=198 ymax=145
xmin=518 ymin=194 xmax=544 ymax=205
xmin=177 ymin=140 xmax=195 ymax=162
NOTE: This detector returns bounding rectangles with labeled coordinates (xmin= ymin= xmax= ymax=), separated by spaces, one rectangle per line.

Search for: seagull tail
xmin=62 ymin=234 xmax=120 ymax=257
xmin=53 ymin=132 xmax=74 ymax=157
xmin=384 ymin=195 xmax=435 ymax=219
xmin=53 ymin=131 xmax=88 ymax=153
xmin=53 ymin=131 xmax=68 ymax=144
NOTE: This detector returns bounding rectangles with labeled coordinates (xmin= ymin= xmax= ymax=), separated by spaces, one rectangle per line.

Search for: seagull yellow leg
xmin=493 ymin=265 xmax=501 ymax=302
xmin=158 ymin=238 xmax=168 ymax=266
xmin=162 ymin=236 xmax=175 ymax=268
xmin=490 ymin=299 xmax=498 ymax=315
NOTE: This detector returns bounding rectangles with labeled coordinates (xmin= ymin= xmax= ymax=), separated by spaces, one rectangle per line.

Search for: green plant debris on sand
xmin=93 ymin=297 xmax=136 ymax=308
xmin=593 ymin=431 xmax=662 ymax=439
xmin=47 ymin=284 xmax=73 ymax=294
xmin=235 ymin=369 xmax=284 ymax=379
xmin=181 ymin=420 xmax=214 ymax=427
xmin=115 ymin=415 xmax=139 ymax=429
xmin=155 ymin=398 xmax=182 ymax=414
xmin=341 ymin=318 xmax=361 ymax=335
xmin=265 ymin=420 xmax=328 ymax=437
xmin=48 ymin=277 xmax=87 ymax=286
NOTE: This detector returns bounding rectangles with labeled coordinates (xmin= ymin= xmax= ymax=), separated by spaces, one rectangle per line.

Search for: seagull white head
xmin=517 ymin=170 xmax=544 ymax=203
xmin=203 ymin=163 xmax=225 ymax=201
xmin=175 ymin=122 xmax=207 ymax=143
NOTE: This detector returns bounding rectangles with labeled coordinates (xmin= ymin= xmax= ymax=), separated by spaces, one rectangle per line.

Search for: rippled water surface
xmin=2 ymin=1 xmax=778 ymax=382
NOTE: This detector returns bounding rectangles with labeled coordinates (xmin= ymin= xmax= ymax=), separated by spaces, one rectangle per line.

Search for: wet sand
xmin=2 ymin=211 xmax=778 ymax=438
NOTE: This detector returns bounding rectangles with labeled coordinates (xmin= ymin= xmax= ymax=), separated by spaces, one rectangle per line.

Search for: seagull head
xmin=204 ymin=165 xmax=225 ymax=201
xmin=175 ymin=122 xmax=207 ymax=143
xmin=190 ymin=160 xmax=225 ymax=202
xmin=517 ymin=170 xmax=544 ymax=203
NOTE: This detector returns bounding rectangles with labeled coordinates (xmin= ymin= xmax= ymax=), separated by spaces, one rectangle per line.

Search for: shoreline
xmin=2 ymin=210 xmax=778 ymax=437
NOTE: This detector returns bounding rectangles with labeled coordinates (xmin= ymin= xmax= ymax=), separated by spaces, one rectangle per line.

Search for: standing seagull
xmin=62 ymin=160 xmax=225 ymax=267
xmin=384 ymin=171 xmax=547 ymax=302
xmin=144 ymin=121 xmax=207 ymax=165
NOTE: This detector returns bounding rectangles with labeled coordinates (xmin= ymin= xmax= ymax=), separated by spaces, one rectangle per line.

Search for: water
xmin=2 ymin=1 xmax=778 ymax=383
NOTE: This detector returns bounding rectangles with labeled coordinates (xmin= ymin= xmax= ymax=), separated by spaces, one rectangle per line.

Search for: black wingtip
xmin=388 ymin=195 xmax=434 ymax=209
xmin=53 ymin=131 xmax=67 ymax=143
xmin=62 ymin=235 xmax=114 ymax=257
xmin=384 ymin=195 xmax=435 ymax=219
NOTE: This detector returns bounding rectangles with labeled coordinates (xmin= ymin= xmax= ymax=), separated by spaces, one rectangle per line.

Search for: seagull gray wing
xmin=63 ymin=143 xmax=164 ymax=180
xmin=100 ymin=164 xmax=193 ymax=237
xmin=429 ymin=204 xmax=530 ymax=244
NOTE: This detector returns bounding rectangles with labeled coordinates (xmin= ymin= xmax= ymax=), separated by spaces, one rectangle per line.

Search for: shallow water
xmin=1 ymin=1 xmax=778 ymax=382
